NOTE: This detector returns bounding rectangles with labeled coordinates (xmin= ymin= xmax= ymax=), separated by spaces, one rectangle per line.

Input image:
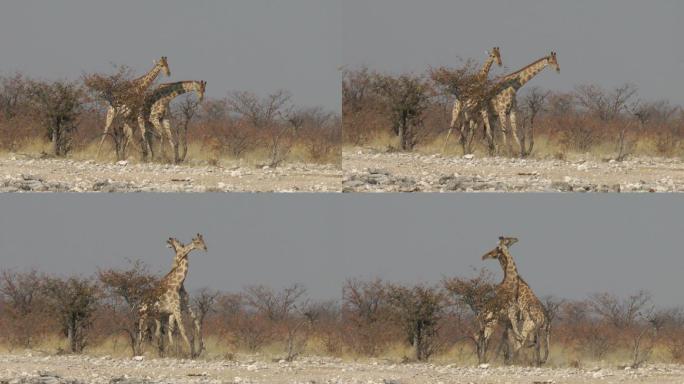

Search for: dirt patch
xmin=0 ymin=155 xmax=341 ymax=192
xmin=343 ymin=148 xmax=684 ymax=192
xmin=1 ymin=353 xmax=683 ymax=384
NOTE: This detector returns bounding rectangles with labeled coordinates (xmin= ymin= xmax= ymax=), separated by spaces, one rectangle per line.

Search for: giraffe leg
xmin=506 ymin=324 xmax=523 ymax=363
xmin=121 ymin=122 xmax=135 ymax=159
xmin=162 ymin=118 xmax=178 ymax=164
xmin=149 ymin=112 xmax=166 ymax=162
xmin=518 ymin=314 xmax=538 ymax=352
xmin=154 ymin=318 xmax=162 ymax=344
xmin=481 ymin=110 xmax=496 ymax=155
xmin=186 ymin=306 xmax=201 ymax=357
xmin=166 ymin=314 xmax=176 ymax=346
xmin=445 ymin=100 xmax=462 ymax=153
xmin=172 ymin=308 xmax=192 ymax=352
xmin=465 ymin=118 xmax=478 ymax=154
xmin=497 ymin=112 xmax=509 ymax=154
xmin=481 ymin=313 xmax=498 ymax=349
xmin=137 ymin=311 xmax=147 ymax=354
xmin=138 ymin=115 xmax=153 ymax=161
xmin=509 ymin=109 xmax=522 ymax=157
xmin=97 ymin=106 xmax=116 ymax=159
xmin=507 ymin=304 xmax=525 ymax=343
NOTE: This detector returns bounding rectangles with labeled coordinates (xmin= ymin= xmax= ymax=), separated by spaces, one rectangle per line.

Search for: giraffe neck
xmin=498 ymin=246 xmax=519 ymax=290
xmin=148 ymin=81 xmax=201 ymax=106
xmin=500 ymin=57 xmax=551 ymax=91
xmin=162 ymin=242 xmax=200 ymax=291
xmin=172 ymin=243 xmax=198 ymax=267
xmin=132 ymin=61 xmax=165 ymax=94
xmin=478 ymin=54 xmax=497 ymax=80
xmin=165 ymin=256 xmax=189 ymax=291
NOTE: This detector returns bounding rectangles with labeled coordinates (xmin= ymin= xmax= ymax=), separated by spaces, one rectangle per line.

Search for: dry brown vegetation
xmin=1 ymin=266 xmax=682 ymax=368
xmin=343 ymin=66 xmax=684 ymax=159
xmin=0 ymin=71 xmax=341 ymax=166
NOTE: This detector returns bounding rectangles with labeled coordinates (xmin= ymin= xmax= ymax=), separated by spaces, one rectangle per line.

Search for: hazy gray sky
xmin=343 ymin=0 xmax=684 ymax=105
xmin=0 ymin=195 xmax=681 ymax=307
xmin=0 ymin=0 xmax=341 ymax=111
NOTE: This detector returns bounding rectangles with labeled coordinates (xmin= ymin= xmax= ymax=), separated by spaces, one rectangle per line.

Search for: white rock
xmin=463 ymin=154 xmax=475 ymax=160
xmin=132 ymin=355 xmax=144 ymax=361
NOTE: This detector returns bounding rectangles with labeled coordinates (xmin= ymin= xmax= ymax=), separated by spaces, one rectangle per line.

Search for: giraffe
xmin=138 ymin=80 xmax=207 ymax=163
xmin=139 ymin=234 xmax=207 ymax=353
xmin=481 ymin=236 xmax=550 ymax=365
xmin=164 ymin=237 xmax=203 ymax=356
xmin=445 ymin=47 xmax=503 ymax=154
xmin=96 ymin=57 xmax=171 ymax=159
xmin=487 ymin=52 xmax=560 ymax=156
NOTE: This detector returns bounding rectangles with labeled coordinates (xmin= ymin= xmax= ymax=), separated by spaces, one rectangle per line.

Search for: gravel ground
xmin=0 ymin=155 xmax=341 ymax=192
xmin=342 ymin=148 xmax=684 ymax=192
xmin=1 ymin=353 xmax=684 ymax=384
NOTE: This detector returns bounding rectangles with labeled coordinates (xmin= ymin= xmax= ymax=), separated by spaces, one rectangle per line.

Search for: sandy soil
xmin=343 ymin=148 xmax=684 ymax=192
xmin=1 ymin=353 xmax=684 ymax=384
xmin=0 ymin=155 xmax=341 ymax=192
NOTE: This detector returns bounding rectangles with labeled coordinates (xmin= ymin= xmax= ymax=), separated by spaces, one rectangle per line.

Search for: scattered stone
xmin=0 ymin=157 xmax=341 ymax=192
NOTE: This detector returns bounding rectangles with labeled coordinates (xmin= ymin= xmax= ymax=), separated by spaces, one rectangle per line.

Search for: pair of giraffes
xmin=138 ymin=233 xmax=548 ymax=363
xmin=447 ymin=48 xmax=560 ymax=156
xmin=480 ymin=236 xmax=550 ymax=365
xmin=96 ymin=56 xmax=207 ymax=163
xmin=138 ymin=234 xmax=207 ymax=355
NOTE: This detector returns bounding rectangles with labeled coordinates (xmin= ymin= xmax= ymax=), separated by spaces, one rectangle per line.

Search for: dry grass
xmin=354 ymin=130 xmax=684 ymax=161
xmin=1 ymin=138 xmax=341 ymax=167
xmin=1 ymin=335 xmax=678 ymax=368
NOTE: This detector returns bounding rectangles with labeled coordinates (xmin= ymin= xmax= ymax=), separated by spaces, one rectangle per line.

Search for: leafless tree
xmin=385 ymin=283 xmax=446 ymax=361
xmin=244 ymin=284 xmax=312 ymax=360
xmin=342 ymin=67 xmax=385 ymax=145
xmin=0 ymin=269 xmax=46 ymax=348
xmin=443 ymin=270 xmax=503 ymax=364
xmin=171 ymin=95 xmax=201 ymax=163
xmin=296 ymin=106 xmax=340 ymax=162
xmin=0 ymin=73 xmax=28 ymax=120
xmin=42 ymin=276 xmax=101 ymax=353
xmin=342 ymin=278 xmax=391 ymax=356
xmin=372 ymin=73 xmax=431 ymax=151
xmin=590 ymin=290 xmax=659 ymax=368
xmin=98 ymin=260 xmax=160 ymax=356
xmin=519 ymin=87 xmax=549 ymax=157
xmin=659 ymin=308 xmax=684 ymax=362
xmin=190 ymin=287 xmax=219 ymax=357
xmin=27 ymin=79 xmax=84 ymax=157
xmin=574 ymin=83 xmax=638 ymax=122
xmin=227 ymin=90 xmax=295 ymax=167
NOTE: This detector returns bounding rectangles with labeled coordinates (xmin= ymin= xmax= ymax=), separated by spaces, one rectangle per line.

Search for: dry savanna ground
xmin=0 ymin=153 xmax=341 ymax=192
xmin=2 ymin=352 xmax=684 ymax=384
xmin=342 ymin=146 xmax=684 ymax=192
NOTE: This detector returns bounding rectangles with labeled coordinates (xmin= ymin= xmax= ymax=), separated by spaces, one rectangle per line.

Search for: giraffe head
xmin=166 ymin=237 xmax=182 ymax=251
xmin=481 ymin=236 xmax=518 ymax=261
xmin=157 ymin=56 xmax=171 ymax=77
xmin=194 ymin=81 xmax=207 ymax=102
xmin=548 ymin=51 xmax=560 ymax=73
xmin=491 ymin=47 xmax=502 ymax=67
xmin=191 ymin=233 xmax=208 ymax=252
xmin=498 ymin=236 xmax=518 ymax=248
